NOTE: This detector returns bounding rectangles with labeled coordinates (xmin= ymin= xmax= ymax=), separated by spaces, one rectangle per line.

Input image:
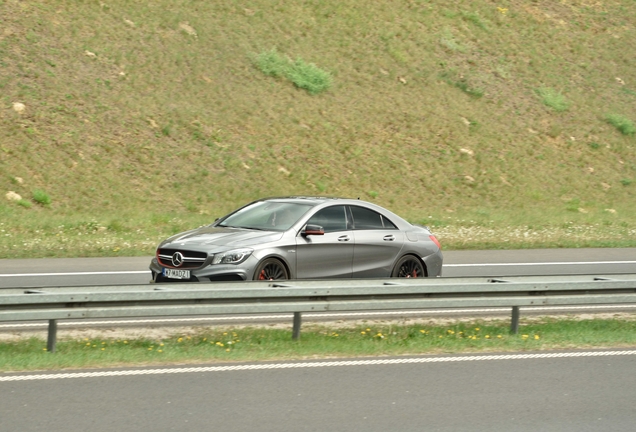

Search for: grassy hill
xmin=1 ymin=0 xmax=635 ymax=258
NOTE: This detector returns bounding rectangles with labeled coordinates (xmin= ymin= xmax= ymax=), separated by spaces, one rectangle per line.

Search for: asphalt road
xmin=1 ymin=249 xmax=635 ymax=330
xmin=1 ymin=248 xmax=636 ymax=288
xmin=2 ymin=350 xmax=636 ymax=431
xmin=2 ymin=250 xmax=636 ymax=431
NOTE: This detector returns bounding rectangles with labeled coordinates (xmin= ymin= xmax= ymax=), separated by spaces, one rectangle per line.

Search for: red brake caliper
xmin=259 ymin=270 xmax=267 ymax=280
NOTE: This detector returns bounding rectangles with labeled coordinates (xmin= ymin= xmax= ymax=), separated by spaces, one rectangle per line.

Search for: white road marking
xmin=1 ymin=304 xmax=634 ymax=329
xmin=2 ymin=350 xmax=635 ymax=382
xmin=0 ymin=271 xmax=148 ymax=277
xmin=0 ymin=261 xmax=635 ymax=277
xmin=442 ymin=261 xmax=636 ymax=267
xmin=445 ymin=261 xmax=636 ymax=267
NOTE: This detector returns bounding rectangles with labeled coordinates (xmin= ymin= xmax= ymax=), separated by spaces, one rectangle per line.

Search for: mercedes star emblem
xmin=171 ymin=251 xmax=184 ymax=267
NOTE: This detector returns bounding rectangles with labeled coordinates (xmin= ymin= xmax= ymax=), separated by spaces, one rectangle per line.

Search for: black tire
xmin=391 ymin=255 xmax=425 ymax=278
xmin=253 ymin=258 xmax=289 ymax=281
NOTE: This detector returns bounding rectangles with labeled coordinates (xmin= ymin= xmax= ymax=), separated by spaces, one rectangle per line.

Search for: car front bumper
xmin=149 ymin=256 xmax=257 ymax=282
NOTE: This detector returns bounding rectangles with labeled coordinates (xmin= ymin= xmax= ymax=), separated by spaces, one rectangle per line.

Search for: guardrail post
xmin=292 ymin=312 xmax=302 ymax=340
xmin=510 ymin=306 xmax=520 ymax=334
xmin=47 ymin=319 xmax=58 ymax=353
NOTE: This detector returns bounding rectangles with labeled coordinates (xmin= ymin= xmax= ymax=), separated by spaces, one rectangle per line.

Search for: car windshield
xmin=216 ymin=201 xmax=313 ymax=232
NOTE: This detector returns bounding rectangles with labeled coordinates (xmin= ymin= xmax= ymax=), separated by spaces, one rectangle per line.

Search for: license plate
xmin=163 ymin=268 xmax=191 ymax=280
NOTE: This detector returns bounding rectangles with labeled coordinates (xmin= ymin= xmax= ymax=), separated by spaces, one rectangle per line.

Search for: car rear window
xmin=350 ymin=206 xmax=397 ymax=230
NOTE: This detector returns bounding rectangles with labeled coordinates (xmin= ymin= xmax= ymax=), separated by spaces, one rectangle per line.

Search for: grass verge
xmin=2 ymin=318 xmax=636 ymax=373
xmin=2 ymin=204 xmax=636 ymax=258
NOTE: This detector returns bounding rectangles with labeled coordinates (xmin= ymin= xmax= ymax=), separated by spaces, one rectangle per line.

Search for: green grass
xmin=1 ymin=1 xmax=636 ymax=257
xmin=2 ymin=318 xmax=636 ymax=372
xmin=535 ymin=87 xmax=569 ymax=112
xmin=32 ymin=189 xmax=52 ymax=206
xmin=253 ymin=49 xmax=332 ymax=94
xmin=1 ymin=203 xmax=636 ymax=258
xmin=605 ymin=113 xmax=636 ymax=136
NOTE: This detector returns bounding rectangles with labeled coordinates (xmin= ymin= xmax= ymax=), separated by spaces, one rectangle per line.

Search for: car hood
xmin=161 ymin=226 xmax=284 ymax=249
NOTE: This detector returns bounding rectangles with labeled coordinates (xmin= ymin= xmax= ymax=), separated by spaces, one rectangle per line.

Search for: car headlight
xmin=212 ymin=248 xmax=253 ymax=265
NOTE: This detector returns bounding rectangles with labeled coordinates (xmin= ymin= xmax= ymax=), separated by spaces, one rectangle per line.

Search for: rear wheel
xmin=391 ymin=255 xmax=425 ymax=278
xmin=253 ymin=258 xmax=289 ymax=281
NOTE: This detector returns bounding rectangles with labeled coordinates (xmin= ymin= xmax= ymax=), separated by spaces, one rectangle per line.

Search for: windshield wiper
xmin=219 ymin=225 xmax=268 ymax=231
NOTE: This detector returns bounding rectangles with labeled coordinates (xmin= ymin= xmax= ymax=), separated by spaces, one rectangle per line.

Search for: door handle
xmin=383 ymin=235 xmax=395 ymax=241
xmin=338 ymin=236 xmax=351 ymax=242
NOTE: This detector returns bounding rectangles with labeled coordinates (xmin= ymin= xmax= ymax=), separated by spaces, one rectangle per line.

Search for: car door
xmin=349 ymin=205 xmax=404 ymax=278
xmin=296 ymin=205 xmax=354 ymax=279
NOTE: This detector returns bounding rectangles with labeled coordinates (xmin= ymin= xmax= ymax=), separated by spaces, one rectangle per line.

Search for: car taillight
xmin=430 ymin=235 xmax=442 ymax=250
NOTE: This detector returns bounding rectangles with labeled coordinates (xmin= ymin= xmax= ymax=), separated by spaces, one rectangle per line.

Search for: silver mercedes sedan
xmin=149 ymin=197 xmax=443 ymax=282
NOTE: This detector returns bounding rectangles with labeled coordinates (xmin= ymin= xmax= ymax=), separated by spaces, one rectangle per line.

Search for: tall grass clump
xmin=254 ymin=49 xmax=289 ymax=78
xmin=286 ymin=58 xmax=332 ymax=94
xmin=605 ymin=114 xmax=635 ymax=136
xmin=535 ymin=87 xmax=569 ymax=112
xmin=254 ymin=49 xmax=332 ymax=94
xmin=32 ymin=189 xmax=51 ymax=206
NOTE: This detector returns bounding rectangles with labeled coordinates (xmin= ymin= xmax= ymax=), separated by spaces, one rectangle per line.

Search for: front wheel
xmin=253 ymin=258 xmax=289 ymax=281
xmin=391 ymin=255 xmax=425 ymax=278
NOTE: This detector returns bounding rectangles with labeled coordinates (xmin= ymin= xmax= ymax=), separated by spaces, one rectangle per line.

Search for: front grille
xmin=157 ymin=249 xmax=207 ymax=269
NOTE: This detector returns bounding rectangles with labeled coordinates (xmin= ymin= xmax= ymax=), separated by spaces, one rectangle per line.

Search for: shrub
xmin=605 ymin=114 xmax=635 ymax=136
xmin=286 ymin=58 xmax=332 ymax=95
xmin=253 ymin=49 xmax=332 ymax=95
xmin=32 ymin=189 xmax=51 ymax=205
xmin=17 ymin=199 xmax=32 ymax=208
xmin=254 ymin=49 xmax=288 ymax=78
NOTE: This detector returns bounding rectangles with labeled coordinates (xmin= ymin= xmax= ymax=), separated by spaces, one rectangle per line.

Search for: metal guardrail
xmin=1 ymin=274 xmax=636 ymax=352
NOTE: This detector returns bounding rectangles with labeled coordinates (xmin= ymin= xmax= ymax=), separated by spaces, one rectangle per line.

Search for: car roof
xmin=253 ymin=196 xmax=412 ymax=229
xmin=263 ymin=196 xmax=404 ymax=217
xmin=263 ymin=196 xmax=367 ymax=205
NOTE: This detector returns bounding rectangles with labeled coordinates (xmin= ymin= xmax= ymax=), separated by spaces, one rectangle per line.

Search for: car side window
xmin=307 ymin=206 xmax=348 ymax=233
xmin=350 ymin=206 xmax=397 ymax=230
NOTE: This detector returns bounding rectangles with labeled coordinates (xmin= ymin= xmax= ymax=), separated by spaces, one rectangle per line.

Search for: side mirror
xmin=302 ymin=224 xmax=325 ymax=236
